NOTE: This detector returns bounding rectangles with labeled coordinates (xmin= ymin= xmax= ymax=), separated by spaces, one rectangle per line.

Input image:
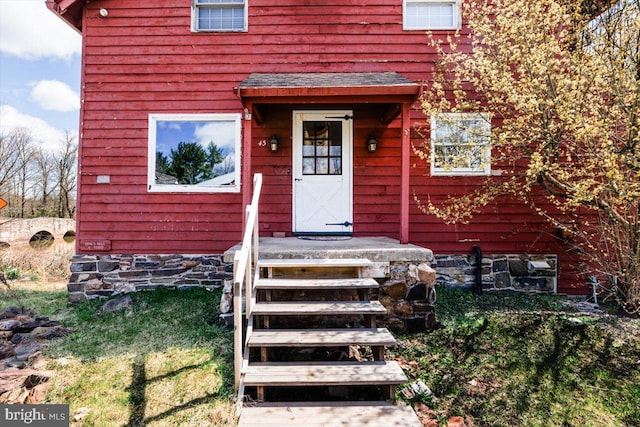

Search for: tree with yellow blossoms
xmin=417 ymin=0 xmax=640 ymax=312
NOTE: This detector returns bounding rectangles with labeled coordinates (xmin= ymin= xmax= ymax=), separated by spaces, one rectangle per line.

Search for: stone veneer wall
xmin=433 ymin=254 xmax=558 ymax=293
xmin=377 ymin=262 xmax=437 ymax=333
xmin=68 ymin=254 xmax=232 ymax=303
xmin=68 ymin=254 xmax=438 ymax=332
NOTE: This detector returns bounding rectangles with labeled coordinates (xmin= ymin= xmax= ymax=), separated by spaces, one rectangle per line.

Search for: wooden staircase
xmin=237 ymin=258 xmax=422 ymax=427
xmin=232 ymin=175 xmax=421 ymax=426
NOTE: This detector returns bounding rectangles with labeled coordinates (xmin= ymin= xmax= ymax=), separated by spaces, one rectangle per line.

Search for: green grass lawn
xmin=2 ymin=279 xmax=639 ymax=426
xmin=1 ymin=282 xmax=235 ymax=426
xmin=392 ymin=289 xmax=640 ymax=426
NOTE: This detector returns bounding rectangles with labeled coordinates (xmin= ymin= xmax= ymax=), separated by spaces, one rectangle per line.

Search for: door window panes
xmin=302 ymin=121 xmax=343 ymax=175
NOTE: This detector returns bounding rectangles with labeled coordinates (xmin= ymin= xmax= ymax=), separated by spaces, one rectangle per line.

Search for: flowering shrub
xmin=416 ymin=0 xmax=640 ymax=312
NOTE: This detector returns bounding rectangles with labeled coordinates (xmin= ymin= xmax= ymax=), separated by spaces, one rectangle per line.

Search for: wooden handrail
xmin=233 ymin=173 xmax=263 ymax=415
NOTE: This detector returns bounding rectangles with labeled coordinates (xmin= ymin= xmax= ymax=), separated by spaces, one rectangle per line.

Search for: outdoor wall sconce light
xmin=270 ymin=135 xmax=279 ymax=153
xmin=366 ymin=135 xmax=378 ymax=153
xmin=99 ymin=8 xmax=109 ymax=18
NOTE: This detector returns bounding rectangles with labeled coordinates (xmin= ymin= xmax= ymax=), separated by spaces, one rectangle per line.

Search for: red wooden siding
xmin=71 ymin=0 xmax=585 ymax=292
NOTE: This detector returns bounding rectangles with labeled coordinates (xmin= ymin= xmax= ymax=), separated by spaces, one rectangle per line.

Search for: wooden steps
xmin=252 ymin=301 xmax=387 ymax=316
xmin=257 ymin=258 xmax=373 ymax=269
xmin=238 ymin=401 xmax=422 ymax=427
xmin=244 ymin=361 xmax=407 ymax=387
xmin=255 ymin=277 xmax=379 ymax=290
xmin=258 ymin=258 xmax=373 ymax=279
xmin=238 ymin=257 xmax=421 ymax=426
xmin=248 ymin=328 xmax=397 ymax=348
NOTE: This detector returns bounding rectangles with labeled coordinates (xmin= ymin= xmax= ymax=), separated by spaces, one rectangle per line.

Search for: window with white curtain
xmin=192 ymin=0 xmax=247 ymax=32
xmin=403 ymin=0 xmax=461 ymax=30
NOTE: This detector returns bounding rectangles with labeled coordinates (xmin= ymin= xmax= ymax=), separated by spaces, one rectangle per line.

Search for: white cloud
xmin=0 ymin=104 xmax=75 ymax=151
xmin=195 ymin=121 xmax=237 ymax=150
xmin=0 ymin=1 xmax=81 ymax=60
xmin=30 ymin=80 xmax=80 ymax=112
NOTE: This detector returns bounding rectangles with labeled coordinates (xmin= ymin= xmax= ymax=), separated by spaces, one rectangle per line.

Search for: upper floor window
xmin=403 ymin=0 xmax=461 ymax=30
xmin=192 ymin=0 xmax=247 ymax=32
xmin=431 ymin=113 xmax=491 ymax=176
xmin=148 ymin=113 xmax=242 ymax=193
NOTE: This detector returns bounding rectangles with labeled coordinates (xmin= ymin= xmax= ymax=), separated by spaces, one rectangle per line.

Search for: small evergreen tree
xmin=155 ymin=152 xmax=171 ymax=175
xmin=168 ymin=141 xmax=213 ymax=185
xmin=206 ymin=141 xmax=224 ymax=175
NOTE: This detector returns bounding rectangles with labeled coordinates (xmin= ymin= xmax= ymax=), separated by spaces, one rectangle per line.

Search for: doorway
xmin=292 ymin=110 xmax=353 ymax=234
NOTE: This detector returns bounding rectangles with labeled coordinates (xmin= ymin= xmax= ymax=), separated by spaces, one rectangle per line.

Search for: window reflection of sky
xmin=156 ymin=120 xmax=236 ymax=158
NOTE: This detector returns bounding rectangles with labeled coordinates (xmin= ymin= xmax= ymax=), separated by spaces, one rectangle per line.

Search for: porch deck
xmin=223 ymin=236 xmax=433 ymax=263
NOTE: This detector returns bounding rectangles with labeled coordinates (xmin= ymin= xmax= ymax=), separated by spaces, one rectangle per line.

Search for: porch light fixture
xmin=269 ymin=135 xmax=279 ymax=153
xmin=99 ymin=8 xmax=109 ymax=17
xmin=366 ymin=135 xmax=378 ymax=153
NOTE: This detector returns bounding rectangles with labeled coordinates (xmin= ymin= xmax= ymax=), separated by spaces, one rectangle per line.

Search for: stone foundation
xmin=377 ymin=262 xmax=437 ymax=333
xmin=219 ymin=260 xmax=438 ymax=334
xmin=67 ymin=252 xmax=437 ymax=333
xmin=433 ymin=254 xmax=557 ymax=293
xmin=67 ymin=254 xmax=232 ymax=303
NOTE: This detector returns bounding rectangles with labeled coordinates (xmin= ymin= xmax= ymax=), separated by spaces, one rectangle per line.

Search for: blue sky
xmin=156 ymin=119 xmax=238 ymax=157
xmin=0 ymin=0 xmax=82 ymax=151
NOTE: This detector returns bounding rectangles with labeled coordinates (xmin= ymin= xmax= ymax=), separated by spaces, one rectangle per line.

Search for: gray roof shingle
xmin=238 ymin=72 xmax=416 ymax=89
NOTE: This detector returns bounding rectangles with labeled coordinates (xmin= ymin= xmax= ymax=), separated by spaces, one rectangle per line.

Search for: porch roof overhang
xmin=235 ymin=72 xmax=421 ymax=124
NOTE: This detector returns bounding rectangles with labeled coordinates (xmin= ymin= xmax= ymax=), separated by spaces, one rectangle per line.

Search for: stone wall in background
xmin=433 ymin=254 xmax=557 ymax=293
xmin=0 ymin=218 xmax=75 ymax=245
xmin=67 ymin=254 xmax=231 ymax=303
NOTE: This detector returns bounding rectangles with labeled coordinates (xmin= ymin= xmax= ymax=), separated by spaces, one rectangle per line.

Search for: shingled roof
xmin=238 ymin=72 xmax=417 ymax=89
xmin=236 ymin=72 xmax=420 ymax=106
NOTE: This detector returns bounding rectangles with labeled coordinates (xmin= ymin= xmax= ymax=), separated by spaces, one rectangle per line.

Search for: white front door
xmin=293 ymin=110 xmax=353 ymax=234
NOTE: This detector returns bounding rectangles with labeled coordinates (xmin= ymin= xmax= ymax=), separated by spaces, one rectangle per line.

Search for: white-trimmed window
xmin=403 ymin=0 xmax=461 ymax=30
xmin=192 ymin=0 xmax=247 ymax=32
xmin=148 ymin=113 xmax=242 ymax=193
xmin=431 ymin=113 xmax=491 ymax=176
